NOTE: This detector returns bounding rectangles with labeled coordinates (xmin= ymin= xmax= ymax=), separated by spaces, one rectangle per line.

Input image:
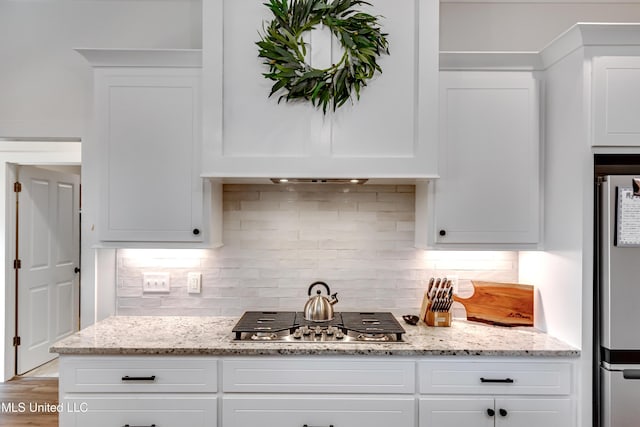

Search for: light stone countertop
xmin=50 ymin=316 xmax=579 ymax=357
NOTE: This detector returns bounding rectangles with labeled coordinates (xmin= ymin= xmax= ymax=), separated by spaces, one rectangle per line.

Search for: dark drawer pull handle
xmin=487 ymin=408 xmax=495 ymax=417
xmin=121 ymin=375 xmax=156 ymax=382
xmin=480 ymin=377 xmax=514 ymax=384
xmin=123 ymin=425 xmax=156 ymax=427
xmin=499 ymin=408 xmax=508 ymax=417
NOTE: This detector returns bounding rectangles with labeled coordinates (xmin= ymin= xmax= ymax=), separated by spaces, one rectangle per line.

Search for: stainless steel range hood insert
xmin=269 ymin=178 xmax=369 ymax=184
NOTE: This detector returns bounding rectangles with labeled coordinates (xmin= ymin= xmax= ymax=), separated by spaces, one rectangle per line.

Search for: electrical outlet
xmin=449 ymin=275 xmax=459 ymax=294
xmin=143 ymin=272 xmax=170 ymax=293
xmin=187 ymin=272 xmax=202 ymax=294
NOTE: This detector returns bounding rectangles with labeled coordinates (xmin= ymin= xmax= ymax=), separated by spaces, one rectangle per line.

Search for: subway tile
xmin=223 ymin=191 xmax=260 ymax=201
xmin=234 ymin=210 xmax=299 ymax=221
xmin=376 ymin=192 xmax=415 ymax=203
xmin=317 ymin=200 xmax=358 ymax=211
xmin=240 ymin=200 xmax=281 ymax=211
xmin=223 ymin=201 xmax=241 ymax=211
xmin=358 ymin=201 xmax=414 ymax=212
xmin=396 ymin=221 xmax=415 ymax=232
xmin=377 ymin=212 xmax=415 ymax=222
xmin=279 ymin=201 xmax=321 ymax=211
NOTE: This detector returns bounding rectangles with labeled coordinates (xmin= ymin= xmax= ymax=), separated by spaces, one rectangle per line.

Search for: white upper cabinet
xmin=428 ymin=71 xmax=540 ymax=247
xmin=96 ymin=68 xmax=204 ymax=242
xmin=202 ymin=0 xmax=438 ymax=178
xmin=593 ymin=56 xmax=640 ymax=147
xmin=78 ymin=50 xmax=209 ymax=243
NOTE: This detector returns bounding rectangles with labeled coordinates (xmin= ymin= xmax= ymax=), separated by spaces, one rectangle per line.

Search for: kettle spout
xmin=330 ymin=293 xmax=339 ymax=305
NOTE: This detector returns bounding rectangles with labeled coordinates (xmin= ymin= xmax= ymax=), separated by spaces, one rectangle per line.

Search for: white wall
xmin=0 ymin=0 xmax=201 ymax=138
xmin=441 ymin=1 xmax=640 ymax=51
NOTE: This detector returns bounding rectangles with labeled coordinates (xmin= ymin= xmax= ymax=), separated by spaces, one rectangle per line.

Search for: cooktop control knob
xmin=292 ymin=328 xmax=303 ymax=339
xmin=335 ymin=330 xmax=345 ymax=339
xmin=326 ymin=326 xmax=335 ymax=336
xmin=314 ymin=326 xmax=323 ymax=335
xmin=301 ymin=326 xmax=311 ymax=336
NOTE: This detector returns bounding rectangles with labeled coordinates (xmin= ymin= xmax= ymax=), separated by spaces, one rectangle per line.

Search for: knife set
xmin=419 ymin=277 xmax=453 ymax=327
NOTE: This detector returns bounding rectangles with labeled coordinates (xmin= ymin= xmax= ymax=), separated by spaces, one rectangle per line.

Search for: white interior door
xmin=17 ymin=166 xmax=80 ymax=374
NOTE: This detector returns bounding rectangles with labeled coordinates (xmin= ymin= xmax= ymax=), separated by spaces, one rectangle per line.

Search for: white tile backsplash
xmin=116 ymin=184 xmax=519 ymax=317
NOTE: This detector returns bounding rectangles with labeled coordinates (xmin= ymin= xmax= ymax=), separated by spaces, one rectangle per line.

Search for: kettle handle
xmin=308 ymin=281 xmax=331 ymax=296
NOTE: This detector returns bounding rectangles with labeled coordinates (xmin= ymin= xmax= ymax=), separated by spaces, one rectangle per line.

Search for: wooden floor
xmin=0 ymin=377 xmax=58 ymax=426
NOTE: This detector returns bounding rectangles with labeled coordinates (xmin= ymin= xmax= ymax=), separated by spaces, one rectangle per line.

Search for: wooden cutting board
xmin=453 ymin=281 xmax=534 ymax=327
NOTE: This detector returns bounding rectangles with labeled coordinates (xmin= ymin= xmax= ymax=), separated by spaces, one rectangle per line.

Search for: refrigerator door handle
xmin=622 ymin=369 xmax=640 ymax=380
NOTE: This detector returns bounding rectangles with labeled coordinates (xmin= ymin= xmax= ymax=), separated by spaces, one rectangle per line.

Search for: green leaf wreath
xmin=256 ymin=0 xmax=390 ymax=114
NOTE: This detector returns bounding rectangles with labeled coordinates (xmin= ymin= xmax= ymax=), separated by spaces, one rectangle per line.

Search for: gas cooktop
xmin=232 ymin=311 xmax=406 ymax=343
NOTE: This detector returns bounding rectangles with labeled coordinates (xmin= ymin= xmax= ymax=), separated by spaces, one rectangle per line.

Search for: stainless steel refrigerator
xmin=597 ymin=173 xmax=640 ymax=427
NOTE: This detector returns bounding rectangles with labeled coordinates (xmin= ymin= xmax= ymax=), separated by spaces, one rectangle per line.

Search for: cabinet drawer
xmin=419 ymin=360 xmax=571 ymax=395
xmin=223 ymin=395 xmax=415 ymax=427
xmin=60 ymin=395 xmax=215 ymax=427
xmin=59 ymin=356 xmax=217 ymax=393
xmin=223 ymin=358 xmax=415 ymax=393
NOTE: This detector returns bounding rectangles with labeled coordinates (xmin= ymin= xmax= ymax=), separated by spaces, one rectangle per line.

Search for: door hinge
xmin=13 ymin=182 xmax=21 ymax=193
xmin=13 ymin=336 xmax=20 ymax=347
xmin=13 ymin=259 xmax=21 ymax=269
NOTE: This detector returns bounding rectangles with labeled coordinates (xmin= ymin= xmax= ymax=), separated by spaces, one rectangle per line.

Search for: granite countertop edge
xmin=49 ymin=316 xmax=581 ymax=358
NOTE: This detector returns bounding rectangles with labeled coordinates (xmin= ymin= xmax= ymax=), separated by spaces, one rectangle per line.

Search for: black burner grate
xmin=341 ymin=312 xmax=406 ymax=339
xmin=232 ymin=311 xmax=297 ymax=339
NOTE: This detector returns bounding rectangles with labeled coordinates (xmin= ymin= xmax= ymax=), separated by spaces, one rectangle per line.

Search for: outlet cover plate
xmin=143 ymin=272 xmax=170 ymax=293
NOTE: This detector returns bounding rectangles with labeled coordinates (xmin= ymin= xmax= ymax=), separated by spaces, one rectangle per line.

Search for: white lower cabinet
xmin=221 ymin=357 xmax=416 ymax=427
xmin=58 ymin=356 xmax=218 ymax=427
xmin=61 ymin=395 xmax=216 ymax=427
xmin=418 ymin=359 xmax=575 ymax=427
xmin=420 ymin=397 xmax=572 ymax=427
xmin=223 ymin=395 xmax=415 ymax=427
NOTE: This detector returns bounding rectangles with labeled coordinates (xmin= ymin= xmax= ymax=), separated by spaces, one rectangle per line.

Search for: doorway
xmin=0 ymin=140 xmax=82 ymax=381
xmin=14 ymin=165 xmax=81 ymax=375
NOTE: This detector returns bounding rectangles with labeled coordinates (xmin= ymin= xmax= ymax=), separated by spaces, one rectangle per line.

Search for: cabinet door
xmin=203 ymin=0 xmax=438 ymax=178
xmin=223 ymin=395 xmax=415 ymax=427
xmin=434 ymin=71 xmax=539 ymax=245
xmin=60 ymin=395 xmax=216 ymax=427
xmin=96 ymin=68 xmax=203 ymax=242
xmin=593 ymin=56 xmax=640 ymax=147
xmin=420 ymin=397 xmax=495 ymax=427
xmin=494 ymin=398 xmax=573 ymax=427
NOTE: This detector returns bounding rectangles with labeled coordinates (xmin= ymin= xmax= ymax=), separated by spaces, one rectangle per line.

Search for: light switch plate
xmin=143 ymin=272 xmax=170 ymax=293
xmin=187 ymin=272 xmax=202 ymax=294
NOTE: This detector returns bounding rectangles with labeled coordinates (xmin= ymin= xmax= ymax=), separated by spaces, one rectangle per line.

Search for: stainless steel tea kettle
xmin=304 ymin=281 xmax=339 ymax=322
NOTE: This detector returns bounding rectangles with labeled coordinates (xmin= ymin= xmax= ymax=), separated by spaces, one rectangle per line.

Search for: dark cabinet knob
xmin=439 ymin=229 xmax=446 ymax=237
xmin=74 ymin=267 xmax=80 ymax=274
xmin=193 ymin=228 xmax=200 ymax=235
xmin=487 ymin=408 xmax=495 ymax=417
xmin=499 ymin=408 xmax=508 ymax=417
